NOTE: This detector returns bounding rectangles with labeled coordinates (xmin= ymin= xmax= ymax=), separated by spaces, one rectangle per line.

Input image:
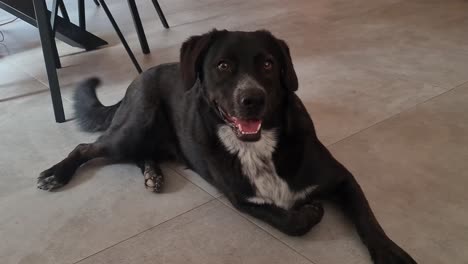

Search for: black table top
xmin=0 ymin=0 xmax=107 ymax=50
xmin=0 ymin=0 xmax=38 ymax=25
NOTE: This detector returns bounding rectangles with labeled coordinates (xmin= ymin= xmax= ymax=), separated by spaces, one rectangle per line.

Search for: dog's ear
xmin=257 ymin=30 xmax=298 ymax=92
xmin=276 ymin=38 xmax=298 ymax=92
xmin=180 ymin=29 xmax=224 ymax=90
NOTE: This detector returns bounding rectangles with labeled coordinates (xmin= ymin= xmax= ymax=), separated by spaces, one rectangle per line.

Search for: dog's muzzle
xmin=215 ymin=98 xmax=263 ymax=142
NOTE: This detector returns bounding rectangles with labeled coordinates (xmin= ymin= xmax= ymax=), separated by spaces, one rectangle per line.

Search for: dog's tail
xmin=73 ymin=78 xmax=121 ymax=132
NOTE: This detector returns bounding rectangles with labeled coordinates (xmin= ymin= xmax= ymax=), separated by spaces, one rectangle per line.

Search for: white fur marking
xmin=217 ymin=125 xmax=317 ymax=209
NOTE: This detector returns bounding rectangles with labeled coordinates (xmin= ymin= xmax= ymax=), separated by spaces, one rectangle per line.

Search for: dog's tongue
xmin=233 ymin=118 xmax=262 ymax=134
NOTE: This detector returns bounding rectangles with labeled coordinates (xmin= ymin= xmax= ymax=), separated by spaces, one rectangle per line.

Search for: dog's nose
xmin=239 ymin=89 xmax=266 ymax=109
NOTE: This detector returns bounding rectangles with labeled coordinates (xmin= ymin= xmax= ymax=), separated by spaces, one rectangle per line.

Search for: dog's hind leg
xmin=37 ymin=142 xmax=107 ymax=191
xmin=137 ymin=160 xmax=164 ymax=193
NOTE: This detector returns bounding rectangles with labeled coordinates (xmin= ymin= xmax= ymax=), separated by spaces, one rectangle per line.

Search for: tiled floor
xmin=0 ymin=0 xmax=467 ymax=263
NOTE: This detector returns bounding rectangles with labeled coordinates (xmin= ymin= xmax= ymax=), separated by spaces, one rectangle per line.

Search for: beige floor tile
xmin=0 ymin=16 xmax=39 ymax=57
xmin=293 ymin=57 xmax=446 ymax=145
xmin=327 ymin=84 xmax=468 ymax=263
xmin=168 ymin=163 xmax=223 ymax=197
xmin=310 ymin=1 xmax=468 ymax=88
xmin=0 ymin=62 xmax=48 ymax=102
xmin=238 ymin=1 xmax=468 ymax=90
xmin=77 ymin=200 xmax=313 ymax=264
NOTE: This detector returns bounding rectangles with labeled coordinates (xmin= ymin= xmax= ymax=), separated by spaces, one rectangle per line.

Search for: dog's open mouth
xmin=216 ymin=104 xmax=262 ymax=141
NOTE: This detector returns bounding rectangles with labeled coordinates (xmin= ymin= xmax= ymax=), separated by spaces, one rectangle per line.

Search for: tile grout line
xmin=215 ymin=196 xmax=320 ymax=264
xmin=71 ymin=198 xmax=215 ymax=264
xmin=325 ymin=79 xmax=468 ymax=148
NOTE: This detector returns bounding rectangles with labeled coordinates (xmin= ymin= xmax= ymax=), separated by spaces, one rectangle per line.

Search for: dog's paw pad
xmin=144 ymin=170 xmax=164 ymax=193
xmin=37 ymin=174 xmax=64 ymax=191
xmin=146 ymin=178 xmax=155 ymax=187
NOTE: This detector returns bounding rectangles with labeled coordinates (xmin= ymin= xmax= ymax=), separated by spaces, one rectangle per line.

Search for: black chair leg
xmin=57 ymin=0 xmax=70 ymax=21
xmin=93 ymin=0 xmax=100 ymax=7
xmin=151 ymin=0 xmax=169 ymax=28
xmin=50 ymin=0 xmax=59 ymax=29
xmin=33 ymin=0 xmax=66 ymax=123
xmin=78 ymin=0 xmax=86 ymax=30
xmin=98 ymin=0 xmax=142 ymax=73
xmin=50 ymin=0 xmax=62 ymax=69
xmin=127 ymin=0 xmax=150 ymax=54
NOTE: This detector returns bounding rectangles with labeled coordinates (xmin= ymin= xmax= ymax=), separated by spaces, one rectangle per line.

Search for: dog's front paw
xmin=302 ymin=201 xmax=324 ymax=225
xmin=144 ymin=165 xmax=164 ymax=193
xmin=37 ymin=166 xmax=67 ymax=191
xmin=370 ymin=239 xmax=417 ymax=264
xmin=287 ymin=201 xmax=324 ymax=236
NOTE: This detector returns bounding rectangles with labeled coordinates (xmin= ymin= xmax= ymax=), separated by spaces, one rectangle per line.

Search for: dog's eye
xmin=217 ymin=62 xmax=231 ymax=72
xmin=263 ymin=60 xmax=273 ymax=71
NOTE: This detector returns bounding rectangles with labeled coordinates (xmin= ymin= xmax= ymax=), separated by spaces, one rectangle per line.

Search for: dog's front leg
xmin=306 ymin=139 xmax=417 ymax=263
xmin=324 ymin=158 xmax=417 ymax=264
xmin=230 ymin=198 xmax=324 ymax=236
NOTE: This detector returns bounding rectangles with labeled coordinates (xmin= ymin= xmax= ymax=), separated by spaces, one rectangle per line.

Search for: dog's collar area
xmin=214 ymin=101 xmax=262 ymax=141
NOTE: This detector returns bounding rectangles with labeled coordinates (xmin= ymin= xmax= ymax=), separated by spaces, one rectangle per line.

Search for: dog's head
xmin=180 ymin=29 xmax=298 ymax=141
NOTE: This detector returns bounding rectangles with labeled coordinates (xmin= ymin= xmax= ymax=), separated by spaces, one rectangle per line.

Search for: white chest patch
xmin=217 ymin=125 xmax=317 ymax=209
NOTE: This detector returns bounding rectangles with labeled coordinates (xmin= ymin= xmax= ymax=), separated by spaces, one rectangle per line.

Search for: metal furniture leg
xmin=151 ymin=0 xmax=169 ymax=28
xmin=50 ymin=0 xmax=59 ymax=29
xmin=78 ymin=0 xmax=85 ymax=29
xmin=127 ymin=0 xmax=149 ymax=54
xmin=98 ymin=0 xmax=142 ymax=73
xmin=57 ymin=0 xmax=70 ymax=21
xmin=50 ymin=0 xmax=62 ymax=68
xmin=93 ymin=0 xmax=100 ymax=7
xmin=33 ymin=0 xmax=66 ymax=123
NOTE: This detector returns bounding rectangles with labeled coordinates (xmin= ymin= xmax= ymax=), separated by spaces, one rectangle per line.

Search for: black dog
xmin=38 ymin=29 xmax=416 ymax=264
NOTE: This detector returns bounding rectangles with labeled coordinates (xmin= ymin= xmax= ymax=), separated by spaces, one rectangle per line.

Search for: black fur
xmin=39 ymin=30 xmax=416 ymax=264
xmin=73 ymin=78 xmax=120 ymax=132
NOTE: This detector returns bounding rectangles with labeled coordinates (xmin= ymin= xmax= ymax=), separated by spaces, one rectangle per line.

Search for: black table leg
xmin=151 ymin=0 xmax=169 ymax=29
xmin=33 ymin=0 xmax=65 ymax=123
xmin=78 ymin=0 xmax=85 ymax=30
xmin=127 ymin=0 xmax=149 ymax=54
xmin=98 ymin=0 xmax=142 ymax=73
